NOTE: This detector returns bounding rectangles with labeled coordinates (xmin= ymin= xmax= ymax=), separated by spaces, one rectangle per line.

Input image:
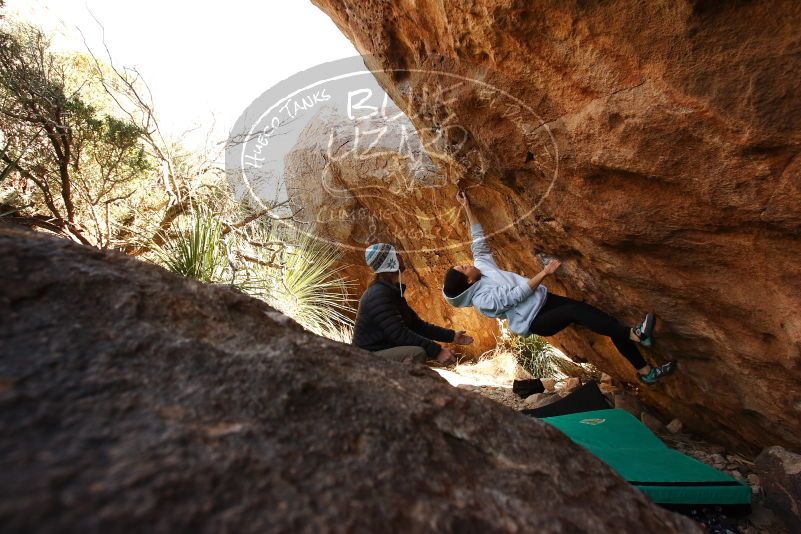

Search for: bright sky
xmin=5 ymin=0 xmax=360 ymax=147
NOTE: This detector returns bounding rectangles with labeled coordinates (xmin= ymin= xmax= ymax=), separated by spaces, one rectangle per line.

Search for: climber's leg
xmin=526 ymin=293 xmax=576 ymax=336
xmin=530 ymin=293 xmax=664 ymax=369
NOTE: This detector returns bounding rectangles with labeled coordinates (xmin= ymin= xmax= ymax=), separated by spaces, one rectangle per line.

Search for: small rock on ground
xmin=667 ymin=419 xmax=683 ymax=434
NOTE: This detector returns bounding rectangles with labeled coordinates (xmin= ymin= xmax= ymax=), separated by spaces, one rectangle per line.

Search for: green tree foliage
xmin=0 ymin=15 xmax=357 ymax=343
xmin=0 ymin=22 xmax=153 ymax=246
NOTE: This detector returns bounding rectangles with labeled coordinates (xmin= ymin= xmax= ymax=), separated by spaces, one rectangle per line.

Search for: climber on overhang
xmin=442 ymin=191 xmax=674 ymax=385
xmin=352 ymin=242 xmax=473 ymax=366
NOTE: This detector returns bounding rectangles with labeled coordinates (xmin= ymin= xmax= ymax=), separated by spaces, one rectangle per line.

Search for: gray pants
xmin=372 ymin=346 xmax=427 ymax=364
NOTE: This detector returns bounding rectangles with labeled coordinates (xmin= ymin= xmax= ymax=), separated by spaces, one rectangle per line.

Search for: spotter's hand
xmin=453 ymin=331 xmax=474 ymax=345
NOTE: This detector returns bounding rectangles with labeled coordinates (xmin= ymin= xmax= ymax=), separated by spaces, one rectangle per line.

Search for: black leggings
xmin=528 ymin=293 xmax=647 ymax=370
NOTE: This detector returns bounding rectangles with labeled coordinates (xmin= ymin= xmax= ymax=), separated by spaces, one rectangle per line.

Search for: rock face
xmin=285 ymin=106 xmax=500 ymax=356
xmin=310 ymin=0 xmax=801 ymax=452
xmin=0 ymin=226 xmax=696 ymax=532
xmin=756 ymin=446 xmax=801 ymax=531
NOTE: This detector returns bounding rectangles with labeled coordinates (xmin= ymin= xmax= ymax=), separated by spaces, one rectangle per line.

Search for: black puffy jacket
xmin=352 ymin=280 xmax=455 ymax=358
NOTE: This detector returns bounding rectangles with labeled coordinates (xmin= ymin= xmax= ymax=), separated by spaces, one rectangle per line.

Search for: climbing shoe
xmin=633 ymin=312 xmax=656 ymax=347
xmin=639 ymin=361 xmax=675 ymax=385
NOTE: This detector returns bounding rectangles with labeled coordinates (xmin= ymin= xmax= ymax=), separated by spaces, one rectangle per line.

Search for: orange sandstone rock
xmin=311 ymin=0 xmax=801 ymax=452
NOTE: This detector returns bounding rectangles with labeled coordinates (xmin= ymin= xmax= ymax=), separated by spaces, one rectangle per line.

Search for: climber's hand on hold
xmin=457 ymin=190 xmax=479 ymax=225
xmin=543 ymin=259 xmax=561 ymax=275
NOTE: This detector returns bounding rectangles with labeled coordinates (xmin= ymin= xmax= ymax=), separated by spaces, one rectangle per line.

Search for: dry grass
xmin=435 ymin=351 xmax=526 ymax=388
xmin=436 ymin=320 xmax=600 ymax=388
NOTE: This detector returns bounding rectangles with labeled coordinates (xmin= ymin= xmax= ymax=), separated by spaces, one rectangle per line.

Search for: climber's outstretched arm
xmin=457 ymin=191 xmax=479 ymax=226
xmin=528 ymin=259 xmax=560 ymax=290
xmin=457 ymin=191 xmax=496 ymax=266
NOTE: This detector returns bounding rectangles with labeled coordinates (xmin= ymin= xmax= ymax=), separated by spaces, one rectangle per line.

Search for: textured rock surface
xmin=756 ymin=446 xmax=801 ymax=531
xmin=310 ymin=0 xmax=801 ymax=451
xmin=285 ymin=106 xmax=499 ymax=357
xmin=0 ymin=226 xmax=697 ymax=532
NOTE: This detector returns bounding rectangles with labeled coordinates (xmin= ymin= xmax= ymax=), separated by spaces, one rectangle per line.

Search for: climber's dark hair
xmin=443 ymin=268 xmax=471 ymax=297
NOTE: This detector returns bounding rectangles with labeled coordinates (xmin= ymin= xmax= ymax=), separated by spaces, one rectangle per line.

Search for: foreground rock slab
xmin=756 ymin=446 xmax=801 ymax=531
xmin=0 ymin=227 xmax=696 ymax=532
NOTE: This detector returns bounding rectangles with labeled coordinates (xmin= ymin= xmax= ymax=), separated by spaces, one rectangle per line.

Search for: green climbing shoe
xmin=639 ymin=361 xmax=675 ymax=385
xmin=633 ymin=312 xmax=656 ymax=347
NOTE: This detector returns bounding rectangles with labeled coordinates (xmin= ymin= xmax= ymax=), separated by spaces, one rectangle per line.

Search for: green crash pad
xmin=543 ymin=409 xmax=751 ymax=506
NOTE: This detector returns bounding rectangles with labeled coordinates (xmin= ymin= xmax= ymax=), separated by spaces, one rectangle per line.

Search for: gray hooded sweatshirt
xmin=443 ymin=223 xmax=548 ymax=335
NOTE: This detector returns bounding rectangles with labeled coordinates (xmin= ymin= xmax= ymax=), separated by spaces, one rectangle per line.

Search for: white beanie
xmin=365 ymin=243 xmax=404 ymax=296
xmin=365 ymin=243 xmax=400 ymax=273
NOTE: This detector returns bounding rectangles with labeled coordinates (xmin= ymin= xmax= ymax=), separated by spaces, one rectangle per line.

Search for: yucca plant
xmin=267 ymin=226 xmax=354 ymax=340
xmin=151 ymin=206 xmax=227 ymax=283
xmin=508 ymin=328 xmax=562 ymax=378
xmin=149 ymin=205 xmax=355 ymax=342
xmin=494 ymin=320 xmax=601 ymax=380
xmin=236 ymin=223 xmax=355 ymax=341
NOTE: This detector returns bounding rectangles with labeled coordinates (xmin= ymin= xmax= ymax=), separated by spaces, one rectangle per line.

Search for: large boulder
xmin=310 ymin=0 xmax=801 ymax=452
xmin=0 ymin=226 xmax=696 ymax=532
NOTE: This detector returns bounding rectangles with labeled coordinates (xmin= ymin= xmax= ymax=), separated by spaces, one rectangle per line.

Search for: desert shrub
xmin=238 ymin=224 xmax=354 ymax=342
xmin=151 ymin=206 xmax=226 ymax=283
xmin=492 ymin=321 xmax=601 ymax=379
